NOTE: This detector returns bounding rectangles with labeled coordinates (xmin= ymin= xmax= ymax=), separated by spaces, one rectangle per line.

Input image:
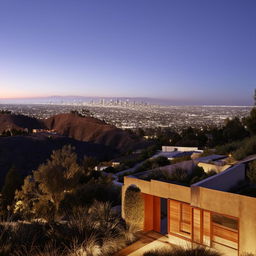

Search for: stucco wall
xmin=123 ymin=176 xmax=190 ymax=203
xmin=191 ymin=186 xmax=256 ymax=255
xmin=239 ymin=194 xmax=256 ymax=254
xmin=191 ymin=186 xmax=240 ymax=217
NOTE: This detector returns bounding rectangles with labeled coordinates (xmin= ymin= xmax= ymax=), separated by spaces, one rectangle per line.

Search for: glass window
xmin=212 ymin=213 xmax=238 ymax=230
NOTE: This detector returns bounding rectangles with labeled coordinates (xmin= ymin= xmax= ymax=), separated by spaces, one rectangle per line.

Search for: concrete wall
xmin=162 ymin=146 xmax=199 ymax=152
xmin=123 ymin=176 xmax=190 ymax=203
xmin=191 ymin=186 xmax=240 ymax=217
xmin=193 ymin=164 xmax=246 ymax=192
xmin=191 ymin=186 xmax=256 ymax=255
xmin=238 ymin=194 xmax=256 ymax=255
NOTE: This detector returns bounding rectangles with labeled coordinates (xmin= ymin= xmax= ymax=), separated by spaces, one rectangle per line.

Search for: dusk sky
xmin=0 ymin=0 xmax=255 ymax=105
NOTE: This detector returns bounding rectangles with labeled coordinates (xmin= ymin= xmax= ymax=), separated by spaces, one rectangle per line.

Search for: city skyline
xmin=0 ymin=0 xmax=256 ymax=105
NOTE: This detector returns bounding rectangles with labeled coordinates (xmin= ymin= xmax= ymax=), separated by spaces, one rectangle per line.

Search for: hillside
xmin=0 ymin=113 xmax=44 ymax=133
xmin=0 ymin=133 xmax=116 ymax=187
xmin=43 ymin=113 xmax=141 ymax=151
xmin=0 ymin=112 xmax=143 ymax=151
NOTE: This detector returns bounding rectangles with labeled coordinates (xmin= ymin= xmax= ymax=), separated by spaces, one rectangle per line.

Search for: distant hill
xmin=0 ymin=112 xmax=143 ymax=152
xmin=43 ymin=113 xmax=142 ymax=151
xmin=0 ymin=113 xmax=44 ymax=133
xmin=0 ymin=134 xmax=116 ymax=188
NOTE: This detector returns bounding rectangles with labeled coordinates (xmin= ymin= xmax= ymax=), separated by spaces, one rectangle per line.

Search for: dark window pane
xmin=212 ymin=213 xmax=238 ymax=230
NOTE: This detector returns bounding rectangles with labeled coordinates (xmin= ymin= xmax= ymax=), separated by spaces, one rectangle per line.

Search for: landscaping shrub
xmin=143 ymin=246 xmax=222 ymax=256
xmin=247 ymin=160 xmax=256 ymax=184
xmin=0 ymin=201 xmax=136 ymax=256
xmin=124 ymin=185 xmax=144 ymax=230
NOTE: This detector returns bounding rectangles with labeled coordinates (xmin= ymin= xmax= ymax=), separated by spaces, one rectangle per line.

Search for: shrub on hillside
xmin=134 ymin=156 xmax=170 ymax=174
xmin=247 ymin=160 xmax=256 ymax=184
xmin=215 ymin=140 xmax=242 ymax=155
xmin=232 ymin=136 xmax=256 ymax=160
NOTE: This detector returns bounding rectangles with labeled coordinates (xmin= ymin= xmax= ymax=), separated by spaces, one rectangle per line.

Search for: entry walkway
xmin=114 ymin=231 xmax=173 ymax=256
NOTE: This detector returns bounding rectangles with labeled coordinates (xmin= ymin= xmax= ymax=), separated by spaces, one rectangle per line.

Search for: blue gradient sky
xmin=0 ymin=0 xmax=255 ymax=105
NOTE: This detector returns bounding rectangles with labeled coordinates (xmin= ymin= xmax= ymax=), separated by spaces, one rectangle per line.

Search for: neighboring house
xmin=94 ymin=164 xmax=111 ymax=171
xmin=151 ymin=151 xmax=193 ymax=161
xmin=122 ymin=156 xmax=256 ymax=256
xmin=152 ymin=146 xmax=203 ymax=161
xmin=162 ymin=146 xmax=201 ymax=152
xmin=32 ymin=129 xmax=57 ymax=134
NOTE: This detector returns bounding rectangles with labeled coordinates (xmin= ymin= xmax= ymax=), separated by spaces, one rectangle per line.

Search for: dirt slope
xmin=43 ymin=113 xmax=140 ymax=151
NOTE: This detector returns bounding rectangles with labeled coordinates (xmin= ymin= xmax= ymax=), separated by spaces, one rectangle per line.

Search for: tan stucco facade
xmin=122 ymin=174 xmax=256 ymax=255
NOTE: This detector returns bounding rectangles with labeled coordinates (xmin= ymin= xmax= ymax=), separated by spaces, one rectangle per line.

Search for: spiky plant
xmin=143 ymin=246 xmax=222 ymax=256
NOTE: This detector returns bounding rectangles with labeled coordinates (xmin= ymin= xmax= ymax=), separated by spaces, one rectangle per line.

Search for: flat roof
xmin=194 ymin=154 xmax=227 ymax=163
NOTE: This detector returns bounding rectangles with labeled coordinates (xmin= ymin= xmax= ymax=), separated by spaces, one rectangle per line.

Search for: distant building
xmin=32 ymin=129 xmax=57 ymax=134
xmin=162 ymin=146 xmax=200 ymax=152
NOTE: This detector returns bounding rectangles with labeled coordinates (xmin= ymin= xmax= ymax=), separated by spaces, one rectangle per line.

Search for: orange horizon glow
xmin=0 ymin=94 xmax=50 ymax=99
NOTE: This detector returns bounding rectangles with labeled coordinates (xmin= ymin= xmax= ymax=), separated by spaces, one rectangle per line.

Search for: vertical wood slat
xmin=167 ymin=199 xmax=170 ymax=234
xmin=169 ymin=200 xmax=181 ymax=234
xmin=203 ymin=210 xmax=211 ymax=246
xmin=169 ymin=200 xmax=192 ymax=239
xmin=193 ymin=208 xmax=201 ymax=243
xmin=180 ymin=203 xmax=192 ymax=236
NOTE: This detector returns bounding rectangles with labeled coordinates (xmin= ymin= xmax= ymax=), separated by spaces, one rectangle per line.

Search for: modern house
xmin=151 ymin=146 xmax=203 ymax=161
xmin=122 ymin=156 xmax=256 ymax=256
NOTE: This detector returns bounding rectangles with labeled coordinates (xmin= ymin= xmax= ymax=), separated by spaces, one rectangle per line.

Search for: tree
xmin=223 ymin=117 xmax=248 ymax=142
xmin=33 ymin=145 xmax=81 ymax=213
xmin=15 ymin=145 xmax=114 ymax=221
xmin=82 ymin=156 xmax=98 ymax=172
xmin=244 ymin=108 xmax=256 ymax=135
xmin=15 ymin=145 xmax=81 ymax=220
xmin=1 ymin=166 xmax=23 ymax=213
xmin=14 ymin=175 xmax=39 ymax=220
xmin=247 ymin=160 xmax=256 ymax=184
